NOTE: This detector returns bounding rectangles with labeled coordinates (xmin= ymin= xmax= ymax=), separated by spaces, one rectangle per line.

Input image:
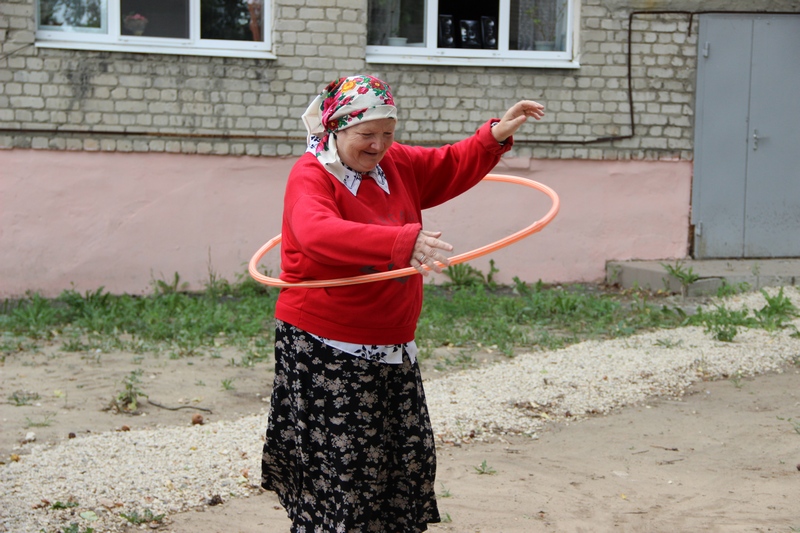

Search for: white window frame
xmin=35 ymin=0 xmax=275 ymax=59
xmin=366 ymin=0 xmax=580 ymax=68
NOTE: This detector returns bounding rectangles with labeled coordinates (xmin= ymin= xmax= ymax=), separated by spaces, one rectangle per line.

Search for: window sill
xmin=35 ymin=40 xmax=277 ymax=60
xmin=366 ymin=47 xmax=580 ymax=69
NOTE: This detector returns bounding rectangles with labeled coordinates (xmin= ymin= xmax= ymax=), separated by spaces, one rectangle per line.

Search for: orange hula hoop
xmin=248 ymin=173 xmax=560 ymax=288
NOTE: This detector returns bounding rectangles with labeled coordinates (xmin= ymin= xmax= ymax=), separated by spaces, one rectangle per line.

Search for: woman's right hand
xmin=411 ymin=230 xmax=453 ymax=276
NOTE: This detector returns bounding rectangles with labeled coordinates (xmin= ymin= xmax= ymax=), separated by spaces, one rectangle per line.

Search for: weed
xmin=120 ymin=508 xmax=165 ymax=525
xmin=25 ymin=413 xmax=55 ymax=427
xmin=473 ymin=460 xmax=496 ymax=475
xmin=50 ymin=500 xmax=80 ymax=509
xmin=775 ymin=416 xmax=800 ymax=435
xmin=661 ymin=260 xmax=700 ymax=297
xmin=151 ymin=271 xmax=189 ymax=295
xmin=441 ymin=352 xmax=477 ymax=369
xmin=53 ymin=524 xmax=94 ymax=533
xmin=115 ymin=369 xmax=147 ymax=412
xmin=754 ymin=288 xmax=799 ymax=330
xmin=654 ymin=338 xmax=682 ymax=348
xmin=729 ymin=371 xmax=744 ymax=389
xmin=441 ymin=512 xmax=452 ymax=523
xmin=9 ymin=390 xmax=40 ymax=406
xmin=9 ymin=292 xmax=58 ymax=339
xmin=168 ymin=332 xmax=204 ymax=358
xmin=62 ymin=337 xmax=90 ymax=352
xmin=716 ymin=280 xmax=750 ymax=298
xmin=443 ymin=263 xmax=489 ymax=288
xmin=1 ymin=334 xmax=39 ymax=356
xmin=607 ymin=264 xmax=622 ymax=286
xmin=689 ymin=305 xmax=755 ymax=342
xmin=690 ymin=290 xmax=799 ymax=341
xmin=221 ymin=378 xmax=236 ymax=391
xmin=438 ymin=483 xmax=452 ymax=498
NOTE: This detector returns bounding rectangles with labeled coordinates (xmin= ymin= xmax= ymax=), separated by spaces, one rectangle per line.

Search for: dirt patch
xmin=1 ymin=345 xmax=271 ymax=461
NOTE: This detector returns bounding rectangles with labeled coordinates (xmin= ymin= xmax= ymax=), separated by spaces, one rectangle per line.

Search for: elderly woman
xmin=261 ymin=74 xmax=544 ymax=532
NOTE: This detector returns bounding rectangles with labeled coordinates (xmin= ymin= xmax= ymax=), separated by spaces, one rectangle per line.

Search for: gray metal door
xmin=692 ymin=14 xmax=800 ymax=258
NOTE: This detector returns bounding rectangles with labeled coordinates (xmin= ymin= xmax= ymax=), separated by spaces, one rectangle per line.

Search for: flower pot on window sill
xmin=387 ymin=37 xmax=408 ymax=46
xmin=123 ymin=17 xmax=148 ymax=36
xmin=535 ymin=40 xmax=555 ymax=51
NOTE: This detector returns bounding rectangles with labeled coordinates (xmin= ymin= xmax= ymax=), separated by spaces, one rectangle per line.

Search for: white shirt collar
xmin=340 ymin=164 xmax=390 ymax=196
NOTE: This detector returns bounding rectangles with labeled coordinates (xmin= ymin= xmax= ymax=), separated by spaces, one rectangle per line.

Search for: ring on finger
xmin=418 ymin=254 xmax=426 ymax=263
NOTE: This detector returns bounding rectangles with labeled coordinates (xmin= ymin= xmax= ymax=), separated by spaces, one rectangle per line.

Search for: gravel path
xmin=2 ymin=288 xmax=798 ymax=533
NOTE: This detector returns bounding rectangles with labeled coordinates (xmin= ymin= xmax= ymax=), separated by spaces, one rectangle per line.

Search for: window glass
xmin=120 ymin=0 xmax=190 ymax=38
xmin=367 ymin=0 xmax=572 ymax=58
xmin=511 ymin=0 xmax=568 ymax=51
xmin=437 ymin=0 xmax=499 ymax=49
xmin=37 ymin=0 xmax=271 ymax=56
xmin=39 ymin=0 xmax=105 ymax=32
xmin=201 ymin=0 xmax=263 ymax=42
xmin=368 ymin=0 xmax=425 ymax=46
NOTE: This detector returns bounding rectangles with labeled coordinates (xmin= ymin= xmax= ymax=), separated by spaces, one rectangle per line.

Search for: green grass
xmin=416 ymin=279 xmax=686 ymax=357
xmin=0 ymin=273 xmax=278 ymax=358
xmin=1 ymin=270 xmax=797 ymax=362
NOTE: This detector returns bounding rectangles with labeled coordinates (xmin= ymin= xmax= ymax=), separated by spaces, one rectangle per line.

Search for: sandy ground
xmin=166 ymin=369 xmax=800 ymax=533
xmin=2 ymin=344 xmax=800 ymax=532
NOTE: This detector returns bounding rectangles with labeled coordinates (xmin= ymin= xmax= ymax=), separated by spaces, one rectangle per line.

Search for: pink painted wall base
xmin=0 ymin=150 xmax=691 ymax=297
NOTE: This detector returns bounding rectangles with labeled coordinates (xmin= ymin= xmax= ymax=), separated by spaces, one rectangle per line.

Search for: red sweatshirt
xmin=274 ymin=120 xmax=513 ymax=344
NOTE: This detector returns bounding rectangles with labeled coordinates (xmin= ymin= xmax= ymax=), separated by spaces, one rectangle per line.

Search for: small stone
xmin=98 ymin=498 xmax=116 ymax=509
xmin=796 ymin=463 xmax=800 ymax=472
xmin=120 ymin=425 xmax=131 ymax=432
xmin=24 ymin=432 xmax=36 ymax=443
xmin=68 ymin=432 xmax=76 ymax=439
xmin=192 ymin=414 xmax=204 ymax=425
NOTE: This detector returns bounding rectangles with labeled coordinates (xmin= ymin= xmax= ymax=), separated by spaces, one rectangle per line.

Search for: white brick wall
xmin=1 ymin=0 xmax=797 ymax=159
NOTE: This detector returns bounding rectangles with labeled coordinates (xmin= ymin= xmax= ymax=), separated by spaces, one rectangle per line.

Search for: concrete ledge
xmin=606 ymin=259 xmax=800 ymax=296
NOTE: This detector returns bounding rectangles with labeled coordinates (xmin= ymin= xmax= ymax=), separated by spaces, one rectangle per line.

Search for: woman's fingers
xmin=413 ymin=230 xmax=453 ymax=275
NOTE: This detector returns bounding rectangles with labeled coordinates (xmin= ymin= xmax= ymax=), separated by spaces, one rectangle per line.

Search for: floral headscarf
xmin=301 ymin=75 xmax=397 ymax=195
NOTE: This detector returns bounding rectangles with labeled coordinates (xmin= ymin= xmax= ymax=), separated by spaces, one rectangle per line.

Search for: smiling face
xmin=335 ymin=118 xmax=396 ymax=173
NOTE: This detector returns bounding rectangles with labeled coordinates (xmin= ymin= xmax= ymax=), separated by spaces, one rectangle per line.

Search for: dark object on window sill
xmin=438 ymin=14 xmax=456 ymax=48
xmin=459 ymin=19 xmax=482 ymax=48
xmin=481 ymin=16 xmax=497 ymax=49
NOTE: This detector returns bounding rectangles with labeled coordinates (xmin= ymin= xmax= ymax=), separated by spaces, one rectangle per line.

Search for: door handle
xmin=752 ymin=129 xmax=758 ymax=151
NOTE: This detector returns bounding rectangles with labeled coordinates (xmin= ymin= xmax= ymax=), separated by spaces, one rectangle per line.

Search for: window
xmin=35 ymin=0 xmax=273 ymax=59
xmin=366 ymin=0 xmax=578 ymax=68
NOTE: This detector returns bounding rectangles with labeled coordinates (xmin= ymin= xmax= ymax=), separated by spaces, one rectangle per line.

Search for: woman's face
xmin=335 ymin=118 xmax=396 ymax=173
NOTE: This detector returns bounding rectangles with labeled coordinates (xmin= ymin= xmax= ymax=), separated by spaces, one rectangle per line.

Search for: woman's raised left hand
xmin=491 ymin=100 xmax=545 ymax=143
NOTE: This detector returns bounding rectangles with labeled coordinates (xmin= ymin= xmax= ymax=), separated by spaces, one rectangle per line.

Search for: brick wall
xmin=1 ymin=0 xmax=797 ymax=160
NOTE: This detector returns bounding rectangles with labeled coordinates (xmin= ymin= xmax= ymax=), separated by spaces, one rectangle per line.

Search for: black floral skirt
xmin=262 ymin=320 xmax=440 ymax=533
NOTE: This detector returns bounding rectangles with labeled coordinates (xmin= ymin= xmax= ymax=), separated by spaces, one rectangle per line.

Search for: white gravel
xmin=1 ymin=288 xmax=798 ymax=533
